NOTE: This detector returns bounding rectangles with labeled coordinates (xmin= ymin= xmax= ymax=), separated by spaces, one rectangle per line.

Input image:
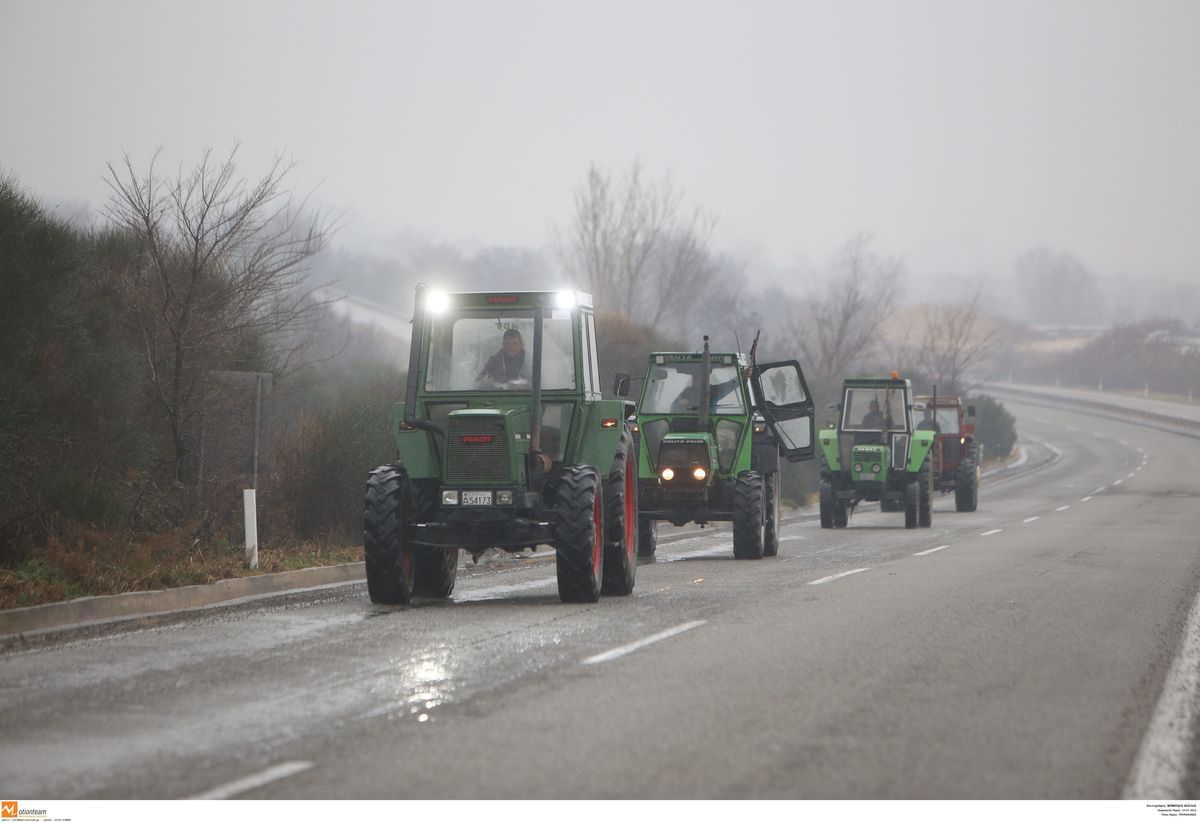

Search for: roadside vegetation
xmin=0 ymin=154 xmax=1097 ymax=609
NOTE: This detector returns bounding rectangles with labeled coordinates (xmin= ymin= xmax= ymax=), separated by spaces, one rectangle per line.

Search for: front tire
xmin=555 ymin=467 xmax=605 ymax=603
xmin=602 ymin=426 xmax=637 ymax=595
xmin=364 ymin=465 xmax=417 ymax=604
xmin=733 ymin=470 xmax=765 ymax=559
xmin=763 ymin=471 xmax=782 ymax=557
xmin=637 ymin=516 xmax=658 ymax=558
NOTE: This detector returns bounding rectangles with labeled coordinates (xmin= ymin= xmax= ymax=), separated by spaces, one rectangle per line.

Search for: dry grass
xmin=0 ymin=522 xmax=360 ymax=610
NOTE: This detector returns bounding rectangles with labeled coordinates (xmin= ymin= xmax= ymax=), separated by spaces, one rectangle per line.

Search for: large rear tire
xmin=602 ymin=427 xmax=637 ymax=595
xmin=763 ymin=471 xmax=782 ymax=557
xmin=364 ymin=465 xmax=417 ymax=604
xmin=555 ymin=467 xmax=605 ymax=603
xmin=956 ymin=463 xmax=979 ymax=512
xmin=918 ymin=461 xmax=933 ymax=528
xmin=733 ymin=470 xmax=765 ymax=559
xmin=904 ymin=480 xmax=919 ymax=529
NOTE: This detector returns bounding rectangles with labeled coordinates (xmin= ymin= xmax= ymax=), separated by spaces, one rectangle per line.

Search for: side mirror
xmin=967 ymin=405 xmax=976 ymax=417
xmin=614 ymin=372 xmax=632 ymax=397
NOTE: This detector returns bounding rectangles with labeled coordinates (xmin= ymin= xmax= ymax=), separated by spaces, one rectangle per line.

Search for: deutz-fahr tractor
xmin=914 ymin=394 xmax=982 ymax=512
xmin=817 ymin=373 xmax=936 ymax=529
xmin=364 ymin=285 xmax=639 ymax=605
xmin=617 ymin=337 xmax=816 ymax=560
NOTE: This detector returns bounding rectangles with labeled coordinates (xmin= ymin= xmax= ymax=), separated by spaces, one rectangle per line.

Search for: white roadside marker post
xmin=244 ymin=489 xmax=259 ymax=569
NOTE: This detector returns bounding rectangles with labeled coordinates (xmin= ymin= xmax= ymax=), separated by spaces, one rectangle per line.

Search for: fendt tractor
xmin=817 ymin=373 xmax=936 ymax=529
xmin=618 ymin=336 xmax=816 ymax=560
xmin=915 ymin=393 xmax=982 ymax=512
xmin=364 ymin=286 xmax=639 ymax=605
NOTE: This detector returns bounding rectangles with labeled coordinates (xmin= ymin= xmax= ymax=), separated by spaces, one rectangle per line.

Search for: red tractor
xmin=914 ymin=395 xmax=980 ymax=512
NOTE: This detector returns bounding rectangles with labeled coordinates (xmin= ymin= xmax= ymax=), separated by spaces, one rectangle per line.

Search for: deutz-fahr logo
xmin=461 ymin=435 xmax=494 ymax=444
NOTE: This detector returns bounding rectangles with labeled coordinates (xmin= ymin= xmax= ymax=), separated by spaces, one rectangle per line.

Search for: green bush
xmin=968 ymin=393 xmax=1018 ymax=462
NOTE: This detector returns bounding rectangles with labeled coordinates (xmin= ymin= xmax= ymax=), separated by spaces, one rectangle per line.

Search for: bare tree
xmin=104 ymin=145 xmax=334 ymax=483
xmin=787 ymin=233 xmax=905 ymax=381
xmin=915 ymin=285 xmax=1002 ymax=394
xmin=555 ymin=161 xmax=722 ymax=334
xmin=1014 ymin=247 xmax=1104 ymax=326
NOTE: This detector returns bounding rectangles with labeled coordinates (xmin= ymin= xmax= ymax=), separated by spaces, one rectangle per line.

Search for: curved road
xmin=2 ymin=398 xmax=1199 ymax=799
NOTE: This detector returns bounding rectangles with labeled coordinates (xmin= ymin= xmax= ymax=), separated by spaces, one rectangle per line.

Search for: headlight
xmin=661 ymin=468 xmax=675 ymax=481
xmin=692 ymin=467 xmax=707 ymax=481
xmin=872 ymin=464 xmax=881 ymax=473
xmin=960 ymin=436 xmax=966 ymax=444
xmin=441 ymin=489 xmax=459 ymax=505
xmin=854 ymin=463 xmax=863 ymax=472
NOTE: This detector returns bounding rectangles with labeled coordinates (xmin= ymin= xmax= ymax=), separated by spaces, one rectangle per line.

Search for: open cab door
xmin=750 ymin=360 xmax=816 ymax=461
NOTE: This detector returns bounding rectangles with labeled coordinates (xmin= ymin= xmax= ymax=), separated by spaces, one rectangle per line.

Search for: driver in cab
xmin=477 ymin=328 xmax=530 ymax=388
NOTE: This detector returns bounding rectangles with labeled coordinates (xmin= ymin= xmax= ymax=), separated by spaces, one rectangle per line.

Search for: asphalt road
xmin=3 ymin=398 xmax=1199 ymax=799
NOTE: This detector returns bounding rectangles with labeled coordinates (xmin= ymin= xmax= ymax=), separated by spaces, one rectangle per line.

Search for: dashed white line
xmin=1023 ymin=516 xmax=1040 ymax=523
xmin=1082 ymin=496 xmax=1093 ymax=502
xmin=914 ymin=545 xmax=950 ymax=556
xmin=1056 ymin=505 xmax=1071 ymax=511
xmin=1093 ymin=487 xmax=1108 ymax=495
xmin=1127 ymin=473 xmax=1136 ymax=479
xmin=981 ymin=529 xmax=1003 ymax=536
xmin=581 ymin=620 xmax=706 ymax=665
xmin=1114 ymin=479 xmax=1123 ymax=486
xmin=188 ymin=761 xmax=314 ymax=800
xmin=808 ymin=568 xmax=870 ymax=585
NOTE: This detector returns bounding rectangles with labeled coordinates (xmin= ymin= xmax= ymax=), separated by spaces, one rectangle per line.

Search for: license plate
xmin=462 ymin=491 xmax=493 ymax=506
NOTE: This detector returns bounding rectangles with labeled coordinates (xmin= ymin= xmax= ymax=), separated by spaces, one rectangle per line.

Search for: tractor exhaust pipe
xmin=527 ymin=305 xmax=548 ymax=490
xmin=403 ymin=284 xmax=442 ymax=437
xmin=698 ymin=335 xmax=711 ymax=431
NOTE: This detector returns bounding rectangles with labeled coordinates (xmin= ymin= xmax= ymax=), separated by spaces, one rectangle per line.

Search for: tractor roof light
xmin=555 ymin=290 xmax=577 ymax=309
xmin=426 ymin=290 xmax=450 ymax=314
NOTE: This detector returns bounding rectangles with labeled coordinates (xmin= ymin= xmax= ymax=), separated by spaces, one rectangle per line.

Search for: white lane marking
xmin=808 ymin=568 xmax=869 ymax=585
xmin=1123 ymin=575 xmax=1200 ymax=798
xmin=454 ymin=577 xmax=557 ymax=601
xmin=779 ymin=535 xmax=808 ymax=542
xmin=581 ymin=620 xmax=706 ymax=665
xmin=1093 ymin=486 xmax=1108 ymax=495
xmin=981 ymin=529 xmax=1003 ymax=536
xmin=914 ymin=545 xmax=950 ymax=556
xmin=1128 ymin=473 xmax=1136 ymax=479
xmin=1119 ymin=440 xmax=1129 ymax=445
xmin=1056 ymin=505 xmax=1070 ymax=511
xmin=1081 ymin=496 xmax=1093 ymax=502
xmin=1114 ymin=479 xmax=1123 ymax=486
xmin=1023 ymin=516 xmax=1040 ymax=523
xmin=188 ymin=761 xmax=314 ymax=800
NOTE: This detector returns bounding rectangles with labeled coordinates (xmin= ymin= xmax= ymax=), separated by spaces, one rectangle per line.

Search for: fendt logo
xmin=2 ymin=802 xmax=17 ymax=819
xmin=461 ymin=435 xmax=494 ymax=444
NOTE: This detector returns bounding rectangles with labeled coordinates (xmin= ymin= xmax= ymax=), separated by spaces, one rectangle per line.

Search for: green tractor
xmin=364 ymin=286 xmax=638 ymax=605
xmin=618 ymin=337 xmax=816 ymax=559
xmin=817 ymin=374 xmax=936 ymax=529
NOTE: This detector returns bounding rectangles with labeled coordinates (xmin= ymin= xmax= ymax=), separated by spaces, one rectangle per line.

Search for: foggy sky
xmin=2 ymin=0 xmax=1197 ymax=288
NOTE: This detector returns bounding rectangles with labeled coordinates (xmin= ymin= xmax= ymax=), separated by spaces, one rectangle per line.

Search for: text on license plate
xmin=462 ymin=491 xmax=493 ymax=506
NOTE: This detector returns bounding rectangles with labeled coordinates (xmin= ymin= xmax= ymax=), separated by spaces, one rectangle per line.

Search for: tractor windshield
xmin=641 ymin=363 xmax=745 ymax=415
xmin=933 ymin=407 xmax=960 ymax=434
xmin=842 ymin=388 xmax=908 ymax=433
xmin=424 ymin=309 xmax=577 ymax=392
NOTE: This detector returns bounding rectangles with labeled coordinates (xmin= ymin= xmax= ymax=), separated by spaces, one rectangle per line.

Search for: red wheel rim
xmin=592 ymin=488 xmax=603 ymax=577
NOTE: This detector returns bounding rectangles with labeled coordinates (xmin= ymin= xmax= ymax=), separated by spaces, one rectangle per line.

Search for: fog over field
xmin=2 ymin=0 xmax=1197 ymax=326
